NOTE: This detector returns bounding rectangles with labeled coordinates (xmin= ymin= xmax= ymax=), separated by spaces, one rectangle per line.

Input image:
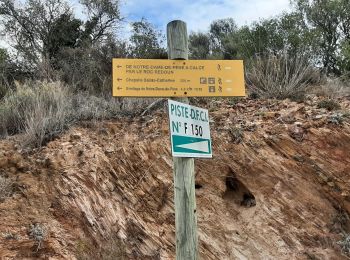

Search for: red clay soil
xmin=0 ymin=96 xmax=349 ymax=259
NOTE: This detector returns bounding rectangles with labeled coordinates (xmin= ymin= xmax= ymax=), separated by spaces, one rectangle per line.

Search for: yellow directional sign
xmin=112 ymin=59 xmax=245 ymax=97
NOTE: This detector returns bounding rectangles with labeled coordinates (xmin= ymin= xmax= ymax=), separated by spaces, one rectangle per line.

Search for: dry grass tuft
xmin=246 ymin=53 xmax=320 ymax=100
xmin=0 ymin=81 xmax=148 ymax=147
xmin=309 ymin=77 xmax=350 ymax=98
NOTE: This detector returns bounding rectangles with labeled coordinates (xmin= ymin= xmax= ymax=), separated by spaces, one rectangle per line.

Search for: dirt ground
xmin=0 ymin=96 xmax=350 ymax=259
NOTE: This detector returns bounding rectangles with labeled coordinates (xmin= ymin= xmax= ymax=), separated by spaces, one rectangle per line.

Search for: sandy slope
xmin=0 ymin=96 xmax=349 ymax=259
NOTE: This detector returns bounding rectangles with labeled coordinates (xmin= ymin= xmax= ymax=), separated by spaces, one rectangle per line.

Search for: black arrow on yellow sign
xmin=117 ymin=78 xmax=122 ymax=81
xmin=116 ymin=65 xmax=122 ymax=68
xmin=117 ymin=87 xmax=122 ymax=90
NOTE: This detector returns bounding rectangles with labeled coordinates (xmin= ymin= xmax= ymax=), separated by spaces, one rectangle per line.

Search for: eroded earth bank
xmin=0 ymin=97 xmax=350 ymax=259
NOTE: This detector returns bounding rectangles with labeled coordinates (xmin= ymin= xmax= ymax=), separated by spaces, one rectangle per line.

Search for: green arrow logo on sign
xmin=172 ymin=135 xmax=211 ymax=154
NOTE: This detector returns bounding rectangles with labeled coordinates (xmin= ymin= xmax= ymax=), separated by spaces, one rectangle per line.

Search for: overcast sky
xmin=119 ymin=0 xmax=292 ymax=34
xmin=1 ymin=0 xmax=292 ymax=48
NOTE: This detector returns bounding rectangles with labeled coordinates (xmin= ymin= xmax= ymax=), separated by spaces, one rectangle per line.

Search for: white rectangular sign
xmin=168 ymin=100 xmax=212 ymax=158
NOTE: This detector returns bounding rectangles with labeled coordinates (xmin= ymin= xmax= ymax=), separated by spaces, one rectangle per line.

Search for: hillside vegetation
xmin=0 ymin=0 xmax=349 ymax=147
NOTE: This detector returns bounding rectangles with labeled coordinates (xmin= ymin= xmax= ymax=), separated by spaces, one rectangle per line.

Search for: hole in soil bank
xmin=224 ymin=169 xmax=256 ymax=208
xmin=195 ymin=183 xmax=203 ymax=189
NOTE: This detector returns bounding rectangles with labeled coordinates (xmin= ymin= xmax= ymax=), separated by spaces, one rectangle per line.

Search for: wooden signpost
xmin=167 ymin=20 xmax=198 ymax=260
xmin=112 ymin=19 xmax=245 ymax=260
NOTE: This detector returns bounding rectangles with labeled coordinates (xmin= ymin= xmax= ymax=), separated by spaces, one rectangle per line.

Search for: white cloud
xmin=0 ymin=0 xmax=292 ymax=48
xmin=120 ymin=0 xmax=292 ymax=34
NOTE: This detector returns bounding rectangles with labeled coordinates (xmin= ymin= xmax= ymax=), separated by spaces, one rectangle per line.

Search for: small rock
xmin=341 ymin=191 xmax=349 ymax=197
xmin=236 ymin=103 xmax=246 ymax=109
xmin=314 ymin=115 xmax=324 ymax=120
xmin=35 ymin=159 xmax=42 ymax=164
xmin=105 ymin=147 xmax=115 ymax=154
xmin=70 ymin=133 xmax=82 ymax=141
xmin=9 ymin=154 xmax=21 ymax=166
xmin=327 ymin=181 xmax=335 ymax=187
xmin=0 ymin=158 xmax=8 ymax=168
xmin=288 ymin=125 xmax=305 ymax=142
xmin=98 ymin=128 xmax=109 ymax=135
xmin=277 ymin=115 xmax=295 ymax=124
xmin=263 ymin=112 xmax=279 ymax=119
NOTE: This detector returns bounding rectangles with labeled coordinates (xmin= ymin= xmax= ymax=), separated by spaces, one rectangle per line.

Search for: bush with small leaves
xmin=338 ymin=234 xmax=350 ymax=256
xmin=229 ymin=126 xmax=244 ymax=144
xmin=317 ymin=99 xmax=341 ymax=111
xmin=0 ymin=175 xmax=12 ymax=202
xmin=2 ymin=231 xmax=18 ymax=240
xmin=28 ymin=223 xmax=47 ymax=252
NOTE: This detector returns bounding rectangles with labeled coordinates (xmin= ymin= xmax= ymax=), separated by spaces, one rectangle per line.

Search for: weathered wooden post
xmin=167 ymin=20 xmax=198 ymax=260
xmin=113 ymin=19 xmax=245 ymax=260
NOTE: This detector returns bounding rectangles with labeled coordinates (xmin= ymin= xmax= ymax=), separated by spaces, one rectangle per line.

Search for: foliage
xmin=294 ymin=0 xmax=350 ymax=75
xmin=0 ymin=175 xmax=12 ymax=202
xmin=1 ymin=82 xmax=42 ymax=136
xmin=0 ymin=48 xmax=9 ymax=99
xmin=28 ymin=223 xmax=46 ymax=252
xmin=80 ymin=0 xmax=121 ymax=43
xmin=317 ymin=99 xmax=341 ymax=111
xmin=0 ymin=0 xmax=122 ymax=79
xmin=229 ymin=126 xmax=244 ymax=144
xmin=338 ymin=234 xmax=350 ymax=256
xmin=189 ymin=32 xmax=210 ymax=59
xmin=187 ymin=1 xmax=350 ymax=78
xmin=48 ymin=13 xmax=83 ymax=69
xmin=76 ymin=235 xmax=127 ymax=260
xmin=209 ymin=18 xmax=238 ymax=58
xmin=57 ymin=36 xmax=127 ymax=94
xmin=22 ymin=84 xmax=71 ymax=147
xmin=128 ymin=18 xmax=167 ymax=59
xmin=189 ymin=13 xmax=314 ymax=62
xmin=0 ymin=0 xmax=71 ymax=70
xmin=339 ymin=40 xmax=350 ymax=73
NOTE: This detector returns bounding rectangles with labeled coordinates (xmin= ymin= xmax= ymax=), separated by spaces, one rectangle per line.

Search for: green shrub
xmin=317 ymin=99 xmax=341 ymax=111
xmin=56 ymin=38 xmax=127 ymax=95
xmin=229 ymin=126 xmax=244 ymax=144
xmin=28 ymin=223 xmax=47 ymax=252
xmin=246 ymin=53 xmax=320 ymax=99
xmin=0 ymin=175 xmax=12 ymax=202
xmin=0 ymin=85 xmax=8 ymax=100
xmin=338 ymin=234 xmax=350 ymax=256
xmin=76 ymin=236 xmax=127 ymax=260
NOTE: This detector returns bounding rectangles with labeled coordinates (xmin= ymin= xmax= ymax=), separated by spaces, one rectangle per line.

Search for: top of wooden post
xmin=167 ymin=20 xmax=188 ymax=60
